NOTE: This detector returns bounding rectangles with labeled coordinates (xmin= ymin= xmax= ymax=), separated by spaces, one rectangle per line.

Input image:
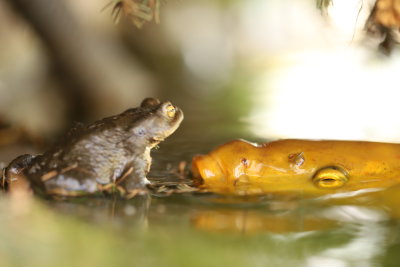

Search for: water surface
xmin=2 ymin=117 xmax=400 ymax=267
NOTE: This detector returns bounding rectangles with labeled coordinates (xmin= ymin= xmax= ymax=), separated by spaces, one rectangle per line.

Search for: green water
xmin=2 ymin=115 xmax=400 ymax=267
xmin=3 ymin=183 xmax=400 ymax=266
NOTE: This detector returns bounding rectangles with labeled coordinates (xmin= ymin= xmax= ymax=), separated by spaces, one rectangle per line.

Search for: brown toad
xmin=3 ymin=98 xmax=183 ymax=197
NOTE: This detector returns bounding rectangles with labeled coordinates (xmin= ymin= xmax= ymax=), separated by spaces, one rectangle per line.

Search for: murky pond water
xmin=2 ymin=114 xmax=400 ymax=267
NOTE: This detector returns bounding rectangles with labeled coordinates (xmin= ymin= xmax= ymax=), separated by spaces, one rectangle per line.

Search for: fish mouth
xmin=191 ymin=154 xmax=224 ymax=187
xmin=191 ymin=155 xmax=204 ymax=186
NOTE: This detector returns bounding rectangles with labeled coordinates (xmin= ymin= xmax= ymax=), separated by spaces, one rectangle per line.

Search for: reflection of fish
xmin=191 ymin=209 xmax=338 ymax=234
xmin=192 ymin=139 xmax=400 ymax=195
xmin=191 ymin=185 xmax=400 ymax=235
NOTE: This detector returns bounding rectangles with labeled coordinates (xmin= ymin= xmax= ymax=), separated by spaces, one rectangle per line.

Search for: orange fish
xmin=192 ymin=139 xmax=400 ymax=196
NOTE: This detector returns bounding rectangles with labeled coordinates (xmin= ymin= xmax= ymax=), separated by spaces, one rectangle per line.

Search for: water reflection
xmin=191 ymin=209 xmax=338 ymax=234
xmin=20 ymin=175 xmax=400 ymax=267
xmin=47 ymin=195 xmax=151 ymax=228
xmin=192 ymin=185 xmax=400 ymax=266
xmin=189 ymin=190 xmax=398 ymax=267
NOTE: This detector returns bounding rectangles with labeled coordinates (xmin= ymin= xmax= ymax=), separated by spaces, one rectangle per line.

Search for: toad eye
xmin=166 ymin=104 xmax=176 ymax=118
xmin=312 ymin=166 xmax=348 ymax=189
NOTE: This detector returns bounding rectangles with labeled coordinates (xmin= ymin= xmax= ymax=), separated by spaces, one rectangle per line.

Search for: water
xmin=2 ymin=117 xmax=400 ymax=267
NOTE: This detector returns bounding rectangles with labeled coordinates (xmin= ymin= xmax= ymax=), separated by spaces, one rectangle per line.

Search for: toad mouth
xmin=150 ymin=137 xmax=164 ymax=143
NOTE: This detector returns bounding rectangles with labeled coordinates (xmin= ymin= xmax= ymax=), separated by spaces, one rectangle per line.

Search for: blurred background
xmin=1 ymin=0 xmax=400 ymax=152
xmin=3 ymin=1 xmax=400 ymax=266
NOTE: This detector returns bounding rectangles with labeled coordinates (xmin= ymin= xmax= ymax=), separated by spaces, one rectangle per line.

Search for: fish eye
xmin=165 ymin=104 xmax=176 ymax=118
xmin=312 ymin=166 xmax=348 ymax=189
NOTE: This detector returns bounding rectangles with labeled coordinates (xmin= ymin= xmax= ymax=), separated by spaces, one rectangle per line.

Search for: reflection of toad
xmin=3 ymin=98 xmax=183 ymax=197
xmin=192 ymin=139 xmax=400 ymax=195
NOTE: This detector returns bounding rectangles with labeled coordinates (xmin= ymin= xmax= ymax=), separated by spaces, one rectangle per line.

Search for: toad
xmin=2 ymin=98 xmax=183 ymax=198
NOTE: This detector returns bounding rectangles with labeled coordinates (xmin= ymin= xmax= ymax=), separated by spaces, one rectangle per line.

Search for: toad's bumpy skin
xmin=192 ymin=139 xmax=400 ymax=196
xmin=3 ymin=98 xmax=183 ymax=197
